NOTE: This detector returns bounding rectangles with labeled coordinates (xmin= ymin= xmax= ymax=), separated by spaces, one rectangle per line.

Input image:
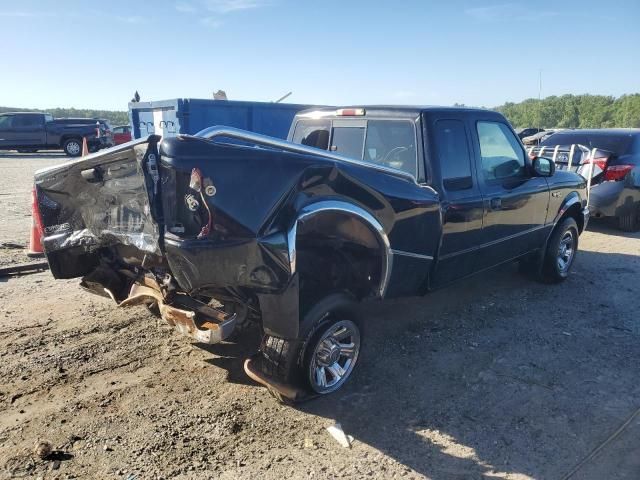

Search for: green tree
xmin=495 ymin=93 xmax=639 ymax=129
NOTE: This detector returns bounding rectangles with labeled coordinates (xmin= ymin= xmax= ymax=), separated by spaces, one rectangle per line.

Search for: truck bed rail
xmin=193 ymin=126 xmax=417 ymax=183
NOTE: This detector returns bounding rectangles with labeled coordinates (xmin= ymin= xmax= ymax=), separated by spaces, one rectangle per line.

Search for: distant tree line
xmin=495 ymin=94 xmax=640 ymax=129
xmin=3 ymin=93 xmax=640 ymax=130
xmin=0 ymin=106 xmax=129 ymax=125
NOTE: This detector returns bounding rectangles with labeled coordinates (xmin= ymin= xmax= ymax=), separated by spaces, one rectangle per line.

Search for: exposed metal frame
xmin=194 ymin=126 xmax=417 ymax=183
xmin=285 ymin=200 xmax=392 ymax=299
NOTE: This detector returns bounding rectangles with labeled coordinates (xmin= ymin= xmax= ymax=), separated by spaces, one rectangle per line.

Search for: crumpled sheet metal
xmin=117 ymin=281 xmax=237 ymax=344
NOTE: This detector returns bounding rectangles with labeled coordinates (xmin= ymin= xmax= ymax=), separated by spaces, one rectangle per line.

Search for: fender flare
xmin=552 ymin=191 xmax=584 ymax=227
xmin=287 ymin=200 xmax=392 ymax=298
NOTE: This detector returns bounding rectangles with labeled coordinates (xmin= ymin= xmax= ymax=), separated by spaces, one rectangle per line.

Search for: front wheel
xmin=256 ymin=293 xmax=362 ymax=397
xmin=541 ymin=217 xmax=579 ymax=283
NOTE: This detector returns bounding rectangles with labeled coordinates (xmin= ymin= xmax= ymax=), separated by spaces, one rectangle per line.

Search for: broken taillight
xmin=604 ymin=164 xmax=634 ymax=181
xmin=582 ymin=156 xmax=609 ymax=172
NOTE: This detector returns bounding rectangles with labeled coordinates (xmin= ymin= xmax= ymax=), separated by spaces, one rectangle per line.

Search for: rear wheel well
xmin=295 ymin=212 xmax=384 ymax=310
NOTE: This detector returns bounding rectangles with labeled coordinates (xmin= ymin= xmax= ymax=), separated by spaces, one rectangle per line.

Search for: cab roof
xmin=0 ymin=111 xmax=50 ymax=116
xmin=296 ymin=105 xmax=500 ymax=119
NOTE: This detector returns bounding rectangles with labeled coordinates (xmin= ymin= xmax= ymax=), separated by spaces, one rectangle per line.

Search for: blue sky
xmin=1 ymin=0 xmax=638 ymax=111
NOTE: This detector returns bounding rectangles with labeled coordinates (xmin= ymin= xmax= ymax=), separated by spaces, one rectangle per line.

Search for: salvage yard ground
xmin=0 ymin=153 xmax=639 ymax=479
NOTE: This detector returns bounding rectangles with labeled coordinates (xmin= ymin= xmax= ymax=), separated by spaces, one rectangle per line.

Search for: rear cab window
xmin=585 ymin=135 xmax=634 ymax=157
xmin=291 ymin=117 xmax=418 ymax=178
xmin=434 ymin=119 xmax=473 ymax=190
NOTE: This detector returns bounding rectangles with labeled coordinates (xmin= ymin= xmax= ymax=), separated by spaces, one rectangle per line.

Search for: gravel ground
xmin=1 ymin=153 xmax=639 ymax=479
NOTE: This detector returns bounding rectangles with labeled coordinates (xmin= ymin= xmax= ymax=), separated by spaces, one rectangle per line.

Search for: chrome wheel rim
xmin=308 ymin=319 xmax=360 ymax=394
xmin=67 ymin=141 xmax=80 ymax=155
xmin=557 ymin=230 xmax=575 ymax=273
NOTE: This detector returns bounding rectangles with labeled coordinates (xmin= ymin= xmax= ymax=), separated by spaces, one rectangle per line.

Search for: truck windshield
xmin=293 ymin=119 xmax=417 ymax=177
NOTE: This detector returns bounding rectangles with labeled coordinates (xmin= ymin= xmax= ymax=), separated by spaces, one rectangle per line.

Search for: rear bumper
xmin=589 ymin=182 xmax=640 ymax=218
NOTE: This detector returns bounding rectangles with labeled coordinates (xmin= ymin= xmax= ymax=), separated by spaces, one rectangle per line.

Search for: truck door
xmin=429 ymin=118 xmax=485 ymax=287
xmin=11 ymin=114 xmax=47 ymax=147
xmin=472 ymin=119 xmax=549 ymax=269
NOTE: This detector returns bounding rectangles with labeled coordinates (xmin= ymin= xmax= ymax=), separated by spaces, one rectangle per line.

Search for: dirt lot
xmin=1 ymin=153 xmax=639 ymax=480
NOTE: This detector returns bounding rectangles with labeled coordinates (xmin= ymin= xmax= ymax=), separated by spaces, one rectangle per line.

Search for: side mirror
xmin=532 ymin=156 xmax=555 ymax=177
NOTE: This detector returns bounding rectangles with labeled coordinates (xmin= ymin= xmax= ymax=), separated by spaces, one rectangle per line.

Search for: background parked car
xmin=0 ymin=112 xmax=114 ymax=156
xmin=516 ymin=127 xmax=544 ymax=140
xmin=540 ymin=129 xmax=640 ymax=231
xmin=112 ymin=125 xmax=132 ymax=145
xmin=522 ymin=129 xmax=560 ymax=146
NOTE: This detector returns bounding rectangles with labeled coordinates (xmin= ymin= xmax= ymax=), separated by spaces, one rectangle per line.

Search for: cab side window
xmin=477 ymin=121 xmax=525 ymax=180
xmin=435 ymin=119 xmax=473 ymax=190
xmin=0 ymin=115 xmax=13 ymax=129
xmin=13 ymin=114 xmax=43 ymax=128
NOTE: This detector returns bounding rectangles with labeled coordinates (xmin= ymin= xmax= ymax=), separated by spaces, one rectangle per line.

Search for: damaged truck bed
xmin=34 ymin=106 xmax=588 ymax=400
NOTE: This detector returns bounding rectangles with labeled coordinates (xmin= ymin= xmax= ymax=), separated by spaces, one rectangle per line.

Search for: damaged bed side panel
xmin=158 ymin=136 xmax=441 ymax=338
xmin=34 ymin=136 xmax=163 ymax=279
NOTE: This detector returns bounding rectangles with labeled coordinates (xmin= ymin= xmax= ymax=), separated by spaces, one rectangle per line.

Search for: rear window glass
xmin=364 ymin=120 xmax=416 ymax=176
xmin=292 ymin=120 xmax=330 ymax=149
xmin=292 ymin=118 xmax=417 ymax=177
xmin=331 ymin=126 xmax=365 ymax=159
xmin=542 ymin=133 xmax=634 ymax=156
xmin=586 ymin=135 xmax=634 ymax=156
xmin=541 ymin=134 xmax=588 ymax=147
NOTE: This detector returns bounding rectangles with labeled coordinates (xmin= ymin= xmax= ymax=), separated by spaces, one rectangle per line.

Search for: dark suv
xmin=540 ymin=129 xmax=640 ymax=231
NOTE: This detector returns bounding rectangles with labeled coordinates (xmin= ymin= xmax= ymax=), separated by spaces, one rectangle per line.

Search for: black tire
xmin=63 ymin=138 xmax=82 ymax=157
xmin=258 ymin=293 xmax=362 ymax=395
xmin=541 ymin=217 xmax=579 ymax=283
xmin=617 ymin=203 xmax=640 ymax=232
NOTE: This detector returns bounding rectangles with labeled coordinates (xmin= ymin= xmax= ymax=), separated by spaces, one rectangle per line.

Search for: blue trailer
xmin=128 ymin=98 xmax=318 ymax=140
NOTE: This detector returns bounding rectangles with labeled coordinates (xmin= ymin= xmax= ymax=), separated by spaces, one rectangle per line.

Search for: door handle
xmin=490 ymin=197 xmax=502 ymax=210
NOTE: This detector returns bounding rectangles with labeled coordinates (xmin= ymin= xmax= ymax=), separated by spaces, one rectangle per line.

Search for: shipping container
xmin=128 ymin=98 xmax=319 ymax=140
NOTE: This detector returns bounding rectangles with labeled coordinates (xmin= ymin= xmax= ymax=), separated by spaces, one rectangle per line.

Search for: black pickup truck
xmin=33 ymin=106 xmax=588 ymax=400
xmin=0 ymin=112 xmax=114 ymax=156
